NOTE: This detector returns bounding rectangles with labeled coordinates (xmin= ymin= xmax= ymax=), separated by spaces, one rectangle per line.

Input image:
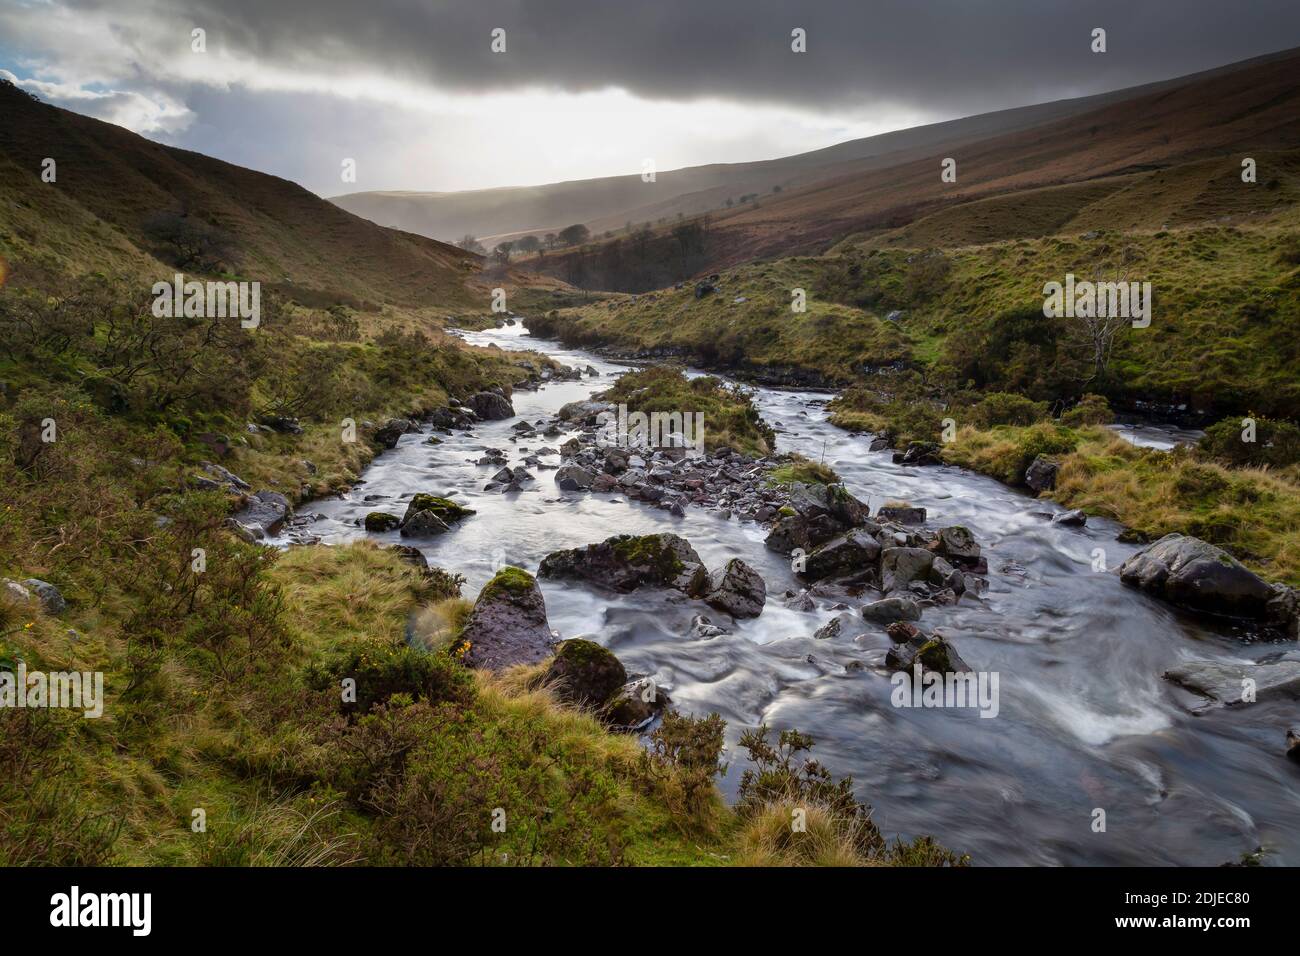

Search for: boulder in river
xmin=932 ymin=525 xmax=980 ymax=563
xmin=1052 ymin=509 xmax=1087 ymax=527
xmin=363 ymin=511 xmax=401 ymax=532
xmin=892 ymin=441 xmax=942 ymax=467
xmin=1118 ymin=533 xmax=1287 ymax=626
xmin=401 ymin=509 xmax=449 ymax=536
xmin=877 ymin=503 xmax=927 ymax=525
xmin=539 ymin=533 xmax=710 ymax=596
xmin=1288 ymin=729 xmax=1300 ymax=763
xmin=1163 ymin=658 xmax=1300 ymax=708
xmin=469 ymin=389 xmax=514 ymax=421
xmin=373 ymin=418 xmax=414 ymax=450
xmin=884 ymin=622 xmax=971 ymax=674
xmin=227 ymin=490 xmax=292 ymax=541
xmin=1024 ymin=455 xmax=1059 ymax=492
xmin=459 ymin=567 xmax=556 ymax=670
xmin=555 ymin=463 xmax=597 ymax=491
xmin=880 ymin=547 xmax=934 ymax=593
xmin=557 ymin=400 xmax=614 ymax=424
xmin=705 ymin=558 xmax=767 ymax=618
xmin=799 ymin=528 xmax=882 ymax=582
xmin=399 ymin=494 xmax=474 ymax=536
xmin=605 ymin=677 xmax=670 ymax=731
xmin=542 ymin=638 xmax=627 ymax=709
xmin=861 ymin=595 xmax=922 ymax=624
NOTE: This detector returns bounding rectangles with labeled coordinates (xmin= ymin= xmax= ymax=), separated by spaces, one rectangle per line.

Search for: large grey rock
xmin=21 ymin=579 xmax=67 ymax=615
xmin=557 ymin=400 xmax=615 ymax=424
xmin=800 ymin=529 xmax=881 ymax=582
xmin=469 ymin=390 xmax=514 ymax=421
xmin=705 ymin=558 xmax=767 ymax=619
xmin=861 ymin=595 xmax=921 ymax=624
xmin=933 ymin=526 xmax=980 ymax=562
xmin=555 ymin=463 xmax=597 ymax=491
xmin=884 ymin=622 xmax=971 ymax=674
xmin=1052 ymin=509 xmax=1087 ymax=527
xmin=1024 ymin=455 xmax=1059 ymax=492
xmin=539 ymin=533 xmax=709 ymax=596
xmin=877 ymin=504 xmax=926 ymax=525
xmin=373 ymin=418 xmax=413 ymax=449
xmin=227 ymin=490 xmax=292 ymax=541
xmin=1119 ymin=533 xmax=1279 ymax=623
xmin=399 ymin=493 xmax=473 ymax=537
xmin=1163 ymin=658 xmax=1300 ymax=708
xmin=605 ymin=677 xmax=670 ymax=731
xmin=542 ymin=638 xmax=627 ymax=708
xmin=880 ymin=547 xmax=935 ymax=593
xmin=400 ymin=509 xmax=450 ymax=537
xmin=460 ymin=567 xmax=556 ymax=670
xmin=785 ymin=481 xmax=870 ymax=528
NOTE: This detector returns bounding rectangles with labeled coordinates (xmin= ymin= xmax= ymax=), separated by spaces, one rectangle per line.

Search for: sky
xmin=2 ymin=0 xmax=1299 ymax=197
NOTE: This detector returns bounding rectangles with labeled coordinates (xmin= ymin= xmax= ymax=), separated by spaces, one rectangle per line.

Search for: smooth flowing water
xmin=275 ymin=324 xmax=1300 ymax=865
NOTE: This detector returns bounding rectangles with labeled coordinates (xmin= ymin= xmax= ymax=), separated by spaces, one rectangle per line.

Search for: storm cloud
xmin=3 ymin=0 xmax=1298 ymax=193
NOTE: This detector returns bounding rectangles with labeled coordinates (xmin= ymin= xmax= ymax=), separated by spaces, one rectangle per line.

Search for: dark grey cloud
xmin=54 ymin=0 xmax=1300 ymax=114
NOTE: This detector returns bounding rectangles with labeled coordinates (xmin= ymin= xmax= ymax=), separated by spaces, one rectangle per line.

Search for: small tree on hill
xmin=558 ymin=223 xmax=590 ymax=247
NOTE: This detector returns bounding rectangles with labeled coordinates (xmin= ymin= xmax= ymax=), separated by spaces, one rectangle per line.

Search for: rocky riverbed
xmin=261 ymin=323 xmax=1300 ymax=866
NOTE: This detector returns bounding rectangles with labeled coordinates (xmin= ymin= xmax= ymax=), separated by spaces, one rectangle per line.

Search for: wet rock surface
xmin=1120 ymin=533 xmax=1297 ymax=634
xmin=459 ymin=567 xmax=556 ymax=670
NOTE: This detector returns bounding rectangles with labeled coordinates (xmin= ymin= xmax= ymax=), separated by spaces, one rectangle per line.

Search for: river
xmin=273 ymin=323 xmax=1300 ymax=866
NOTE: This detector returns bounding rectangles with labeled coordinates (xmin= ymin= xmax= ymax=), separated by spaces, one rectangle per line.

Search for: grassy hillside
xmin=334 ymin=48 xmax=1300 ymax=257
xmin=0 ymin=79 xmax=480 ymax=310
xmin=532 ymin=206 xmax=1300 ymax=417
xmin=523 ymin=48 xmax=1300 ymax=290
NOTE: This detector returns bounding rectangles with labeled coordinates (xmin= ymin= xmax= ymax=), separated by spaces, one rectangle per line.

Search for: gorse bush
xmin=965 ymin=391 xmax=1049 ymax=428
xmin=307 ymin=643 xmax=473 ymax=716
xmin=734 ymin=724 xmax=969 ymax=866
xmin=1060 ymin=392 xmax=1114 ymax=427
xmin=638 ymin=710 xmax=727 ymax=825
xmin=125 ymin=493 xmax=292 ymax=686
xmin=1199 ymin=415 xmax=1300 ymax=469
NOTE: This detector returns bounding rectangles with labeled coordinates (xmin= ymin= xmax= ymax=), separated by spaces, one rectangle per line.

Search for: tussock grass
xmin=944 ymin=424 xmax=1300 ymax=585
xmin=597 ymin=364 xmax=775 ymax=455
xmin=734 ymin=800 xmax=881 ymax=867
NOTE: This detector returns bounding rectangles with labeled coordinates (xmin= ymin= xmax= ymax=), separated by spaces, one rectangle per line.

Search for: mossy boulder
xmin=884 ymin=622 xmax=971 ymax=674
xmin=539 ymin=533 xmax=709 ymax=595
xmin=399 ymin=493 xmax=475 ymax=537
xmin=705 ymin=558 xmax=767 ymax=618
xmin=402 ymin=494 xmax=475 ymax=525
xmin=457 ymin=566 xmax=556 ymax=670
xmin=604 ymin=677 xmax=670 ymax=731
xmin=799 ymin=529 xmax=882 ymax=582
xmin=1118 ymin=533 xmax=1284 ymax=624
xmin=364 ymin=511 xmax=401 ymax=532
xmin=543 ymin=639 xmax=627 ymax=709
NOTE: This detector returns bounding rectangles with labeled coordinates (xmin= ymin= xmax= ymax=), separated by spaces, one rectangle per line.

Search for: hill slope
xmin=521 ymin=46 xmax=1300 ymax=290
xmin=0 ymin=79 xmax=479 ymax=309
xmin=332 ymin=48 xmax=1300 ymax=253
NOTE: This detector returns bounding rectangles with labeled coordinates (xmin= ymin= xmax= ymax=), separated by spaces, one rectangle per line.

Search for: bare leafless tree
xmin=1068 ymin=247 xmax=1138 ymax=384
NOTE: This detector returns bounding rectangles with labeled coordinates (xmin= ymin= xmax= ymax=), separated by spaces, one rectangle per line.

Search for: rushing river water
xmin=274 ymin=324 xmax=1300 ymax=866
